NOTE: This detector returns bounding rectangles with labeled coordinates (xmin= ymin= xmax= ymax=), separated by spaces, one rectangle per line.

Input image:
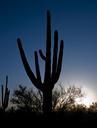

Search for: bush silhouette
xmin=52 ymin=85 xmax=84 ymax=111
xmin=89 ymin=102 xmax=97 ymax=112
xmin=17 ymin=11 xmax=64 ymax=113
xmin=11 ymin=85 xmax=42 ymax=112
xmin=11 ymin=84 xmax=85 ymax=113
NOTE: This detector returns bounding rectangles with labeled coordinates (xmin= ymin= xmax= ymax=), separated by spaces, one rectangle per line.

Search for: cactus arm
xmin=54 ymin=40 xmax=64 ymax=84
xmin=34 ymin=51 xmax=42 ymax=84
xmin=4 ymin=76 xmax=8 ymax=106
xmin=39 ymin=50 xmax=46 ymax=60
xmin=52 ymin=30 xmax=58 ymax=79
xmin=44 ymin=10 xmax=51 ymax=83
xmin=4 ymin=88 xmax=10 ymax=108
xmin=4 ymin=76 xmax=8 ymax=105
xmin=1 ymin=85 xmax=4 ymax=106
xmin=17 ymin=38 xmax=43 ymax=91
xmin=1 ymin=76 xmax=10 ymax=110
xmin=5 ymin=76 xmax=8 ymax=89
xmin=4 ymin=90 xmax=10 ymax=109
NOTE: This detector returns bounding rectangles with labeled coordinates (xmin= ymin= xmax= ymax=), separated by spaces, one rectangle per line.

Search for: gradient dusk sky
xmin=0 ymin=0 xmax=97 ymax=100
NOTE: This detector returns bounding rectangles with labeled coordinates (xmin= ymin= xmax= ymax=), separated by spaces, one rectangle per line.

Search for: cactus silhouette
xmin=1 ymin=76 xmax=10 ymax=111
xmin=17 ymin=11 xmax=64 ymax=113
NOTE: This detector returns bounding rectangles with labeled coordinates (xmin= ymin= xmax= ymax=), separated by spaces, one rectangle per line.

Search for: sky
xmin=0 ymin=0 xmax=97 ymax=100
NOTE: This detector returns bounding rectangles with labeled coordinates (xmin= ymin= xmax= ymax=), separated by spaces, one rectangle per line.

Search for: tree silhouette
xmin=0 ymin=76 xmax=10 ymax=112
xmin=53 ymin=86 xmax=84 ymax=111
xmin=11 ymin=85 xmax=42 ymax=112
xmin=17 ymin=11 xmax=64 ymax=113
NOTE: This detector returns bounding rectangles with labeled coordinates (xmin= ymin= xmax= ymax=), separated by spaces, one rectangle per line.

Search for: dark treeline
xmin=0 ymin=76 xmax=97 ymax=127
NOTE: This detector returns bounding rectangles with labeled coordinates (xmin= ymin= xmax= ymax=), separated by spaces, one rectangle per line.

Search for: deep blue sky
xmin=0 ymin=0 xmax=97 ymax=99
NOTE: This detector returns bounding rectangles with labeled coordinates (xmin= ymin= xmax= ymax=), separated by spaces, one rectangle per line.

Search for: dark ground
xmin=0 ymin=111 xmax=97 ymax=128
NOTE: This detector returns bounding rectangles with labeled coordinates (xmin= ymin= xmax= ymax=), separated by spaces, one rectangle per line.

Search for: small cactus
xmin=1 ymin=76 xmax=10 ymax=111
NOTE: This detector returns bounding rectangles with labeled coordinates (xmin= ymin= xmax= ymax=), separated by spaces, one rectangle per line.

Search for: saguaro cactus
xmin=1 ymin=76 xmax=10 ymax=111
xmin=17 ymin=11 xmax=64 ymax=113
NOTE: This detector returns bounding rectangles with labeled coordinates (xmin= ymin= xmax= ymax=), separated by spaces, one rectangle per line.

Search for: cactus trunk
xmin=43 ymin=89 xmax=52 ymax=113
